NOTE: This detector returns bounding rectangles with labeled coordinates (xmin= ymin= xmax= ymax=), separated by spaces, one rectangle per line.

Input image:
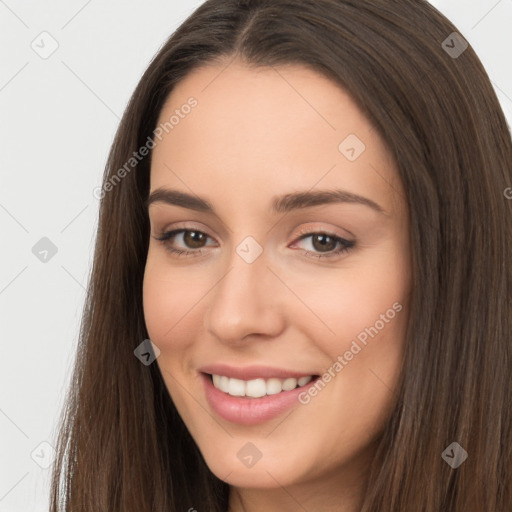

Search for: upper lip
xmin=199 ymin=364 xmax=317 ymax=381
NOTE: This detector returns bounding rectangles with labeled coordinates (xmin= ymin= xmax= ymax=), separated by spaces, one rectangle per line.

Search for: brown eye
xmin=183 ymin=230 xmax=208 ymax=249
xmin=154 ymin=228 xmax=215 ymax=257
xmin=310 ymin=233 xmax=338 ymax=253
xmin=292 ymin=231 xmax=355 ymax=260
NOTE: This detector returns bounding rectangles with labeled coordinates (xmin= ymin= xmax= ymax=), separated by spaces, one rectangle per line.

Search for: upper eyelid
xmin=154 ymin=219 xmax=354 ymax=238
xmin=158 ymin=226 xmax=353 ymax=246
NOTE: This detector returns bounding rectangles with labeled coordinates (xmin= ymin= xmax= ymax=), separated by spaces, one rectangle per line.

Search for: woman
xmin=49 ymin=0 xmax=512 ymax=510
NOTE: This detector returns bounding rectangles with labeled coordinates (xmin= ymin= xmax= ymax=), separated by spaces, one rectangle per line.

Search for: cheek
xmin=142 ymin=256 xmax=204 ymax=348
xmin=292 ymin=248 xmax=409 ymax=355
xmin=142 ymin=259 xmax=204 ymax=410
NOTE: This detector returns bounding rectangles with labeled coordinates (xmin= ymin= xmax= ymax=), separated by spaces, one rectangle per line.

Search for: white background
xmin=1 ymin=1 xmax=511 ymax=510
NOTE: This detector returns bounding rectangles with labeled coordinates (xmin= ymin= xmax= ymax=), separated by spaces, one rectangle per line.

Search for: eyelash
xmin=154 ymin=227 xmax=355 ymax=260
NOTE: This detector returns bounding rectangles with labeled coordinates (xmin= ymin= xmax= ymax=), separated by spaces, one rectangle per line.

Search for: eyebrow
xmin=146 ymin=187 xmax=387 ymax=216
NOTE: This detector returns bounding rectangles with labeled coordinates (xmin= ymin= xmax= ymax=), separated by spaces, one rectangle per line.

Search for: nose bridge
xmin=204 ymin=237 xmax=284 ymax=343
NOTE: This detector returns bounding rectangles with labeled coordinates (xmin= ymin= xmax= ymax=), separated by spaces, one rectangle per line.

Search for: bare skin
xmin=143 ymin=58 xmax=411 ymax=512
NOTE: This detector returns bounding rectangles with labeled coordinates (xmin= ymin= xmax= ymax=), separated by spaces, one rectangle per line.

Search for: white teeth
xmin=210 ymin=374 xmax=315 ymax=397
xmin=219 ymin=375 xmax=230 ymax=393
xmin=228 ymin=378 xmax=246 ymax=396
xmin=212 ymin=374 xmax=221 ymax=388
xmin=266 ymin=378 xmax=283 ymax=395
xmin=246 ymin=378 xmax=266 ymax=398
xmin=281 ymin=378 xmax=298 ymax=391
xmin=298 ymin=376 xmax=313 ymax=386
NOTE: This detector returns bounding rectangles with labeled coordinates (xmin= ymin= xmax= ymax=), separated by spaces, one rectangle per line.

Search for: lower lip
xmin=201 ymin=373 xmax=318 ymax=426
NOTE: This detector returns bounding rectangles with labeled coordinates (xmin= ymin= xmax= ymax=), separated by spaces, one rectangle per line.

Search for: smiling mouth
xmin=205 ymin=373 xmax=320 ymax=398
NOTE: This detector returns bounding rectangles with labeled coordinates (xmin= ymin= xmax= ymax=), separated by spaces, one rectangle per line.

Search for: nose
xmin=203 ymin=244 xmax=286 ymax=345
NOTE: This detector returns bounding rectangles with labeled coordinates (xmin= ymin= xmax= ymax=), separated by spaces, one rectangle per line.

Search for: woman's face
xmin=143 ymin=60 xmax=411 ymax=499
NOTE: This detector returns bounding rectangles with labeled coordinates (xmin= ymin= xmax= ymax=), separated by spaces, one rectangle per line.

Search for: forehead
xmin=150 ymin=60 xmax=403 ymax=217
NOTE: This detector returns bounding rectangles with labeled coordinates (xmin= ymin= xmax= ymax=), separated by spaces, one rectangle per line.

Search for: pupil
xmin=313 ymin=234 xmax=335 ymax=252
xmin=185 ymin=231 xmax=205 ymax=248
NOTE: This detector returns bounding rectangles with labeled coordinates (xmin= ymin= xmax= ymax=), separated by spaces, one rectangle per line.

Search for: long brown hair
xmin=49 ymin=0 xmax=512 ymax=510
